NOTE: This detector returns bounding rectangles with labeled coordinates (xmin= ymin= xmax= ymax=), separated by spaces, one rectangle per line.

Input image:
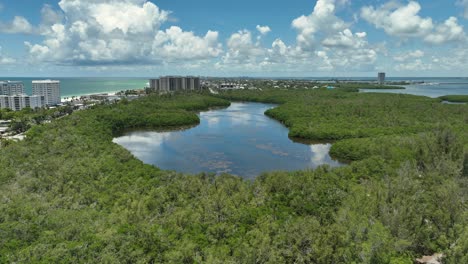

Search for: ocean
xmin=1 ymin=77 xmax=148 ymax=99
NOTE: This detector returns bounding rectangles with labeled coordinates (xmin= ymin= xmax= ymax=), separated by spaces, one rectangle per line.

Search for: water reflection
xmin=113 ymin=103 xmax=342 ymax=178
xmin=361 ymin=79 xmax=468 ymax=98
xmin=310 ymin=144 xmax=334 ymax=164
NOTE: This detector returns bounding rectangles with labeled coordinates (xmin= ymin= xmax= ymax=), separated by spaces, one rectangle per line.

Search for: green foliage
xmin=439 ymin=95 xmax=468 ymax=103
xmin=0 ymin=91 xmax=466 ymax=263
xmin=218 ymin=89 xmax=466 ymax=142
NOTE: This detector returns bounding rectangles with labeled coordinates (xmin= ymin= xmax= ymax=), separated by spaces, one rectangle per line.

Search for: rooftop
xmin=32 ymin=80 xmax=60 ymax=84
xmin=0 ymin=81 xmax=23 ymax=84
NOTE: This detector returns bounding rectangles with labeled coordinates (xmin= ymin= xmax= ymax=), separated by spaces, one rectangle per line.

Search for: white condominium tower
xmin=0 ymin=81 xmax=25 ymax=96
xmin=0 ymin=95 xmax=45 ymax=111
xmin=32 ymin=80 xmax=61 ymax=106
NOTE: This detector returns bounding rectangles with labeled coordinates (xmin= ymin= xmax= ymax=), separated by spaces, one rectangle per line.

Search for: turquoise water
xmin=113 ymin=103 xmax=343 ymax=178
xmin=0 ymin=77 xmax=148 ymax=98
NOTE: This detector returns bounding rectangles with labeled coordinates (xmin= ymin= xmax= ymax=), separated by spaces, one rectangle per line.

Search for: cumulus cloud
xmin=256 ymin=25 xmax=271 ymax=35
xmin=222 ymin=30 xmax=266 ymax=66
xmin=361 ymin=1 xmax=433 ymax=38
xmin=315 ymin=47 xmax=378 ymax=72
xmin=153 ymin=26 xmax=222 ymax=60
xmin=24 ymin=0 xmax=222 ymax=66
xmin=424 ymin=17 xmax=465 ymax=45
xmin=0 ymin=16 xmax=34 ymax=34
xmin=361 ymin=1 xmax=465 ymax=45
xmin=292 ymin=0 xmax=348 ymax=50
xmin=288 ymin=0 xmax=378 ymax=71
xmin=58 ymin=0 xmax=168 ymax=34
xmin=322 ymin=29 xmax=368 ymax=49
xmin=215 ymin=0 xmax=378 ymax=74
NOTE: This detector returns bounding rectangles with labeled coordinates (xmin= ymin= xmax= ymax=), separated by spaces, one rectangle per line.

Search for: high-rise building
xmin=0 ymin=81 xmax=25 ymax=96
xmin=149 ymin=76 xmax=201 ymax=92
xmin=32 ymin=80 xmax=61 ymax=106
xmin=0 ymin=95 xmax=45 ymax=111
xmin=149 ymin=79 xmax=160 ymax=90
xmin=378 ymin=72 xmax=386 ymax=85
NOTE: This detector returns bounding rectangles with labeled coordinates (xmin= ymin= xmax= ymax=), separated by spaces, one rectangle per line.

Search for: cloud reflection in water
xmin=114 ymin=103 xmax=343 ymax=178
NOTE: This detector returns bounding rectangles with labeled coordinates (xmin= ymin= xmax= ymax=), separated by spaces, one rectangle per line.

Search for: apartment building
xmin=0 ymin=81 xmax=25 ymax=96
xmin=32 ymin=80 xmax=61 ymax=106
xmin=150 ymin=76 xmax=201 ymax=92
xmin=0 ymin=95 xmax=45 ymax=111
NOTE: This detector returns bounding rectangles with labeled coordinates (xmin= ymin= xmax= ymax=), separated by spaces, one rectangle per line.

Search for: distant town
xmin=0 ymin=72 xmax=413 ymax=113
xmin=0 ymin=73 xmax=402 ymax=140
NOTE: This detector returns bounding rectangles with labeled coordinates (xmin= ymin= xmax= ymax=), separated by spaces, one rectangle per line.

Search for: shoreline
xmin=60 ymin=89 xmax=134 ymax=102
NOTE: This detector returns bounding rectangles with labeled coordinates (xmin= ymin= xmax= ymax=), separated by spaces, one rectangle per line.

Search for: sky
xmin=0 ymin=0 xmax=468 ymax=77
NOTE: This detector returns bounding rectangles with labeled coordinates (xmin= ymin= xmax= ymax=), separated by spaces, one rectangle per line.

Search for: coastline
xmin=60 ymin=89 xmax=137 ymax=102
xmin=61 ymin=91 xmax=116 ymax=101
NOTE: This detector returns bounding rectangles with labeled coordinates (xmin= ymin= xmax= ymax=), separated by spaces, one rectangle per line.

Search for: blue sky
xmin=0 ymin=0 xmax=468 ymax=77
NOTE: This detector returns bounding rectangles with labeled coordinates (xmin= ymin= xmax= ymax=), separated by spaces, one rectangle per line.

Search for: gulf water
xmin=1 ymin=77 xmax=147 ymax=99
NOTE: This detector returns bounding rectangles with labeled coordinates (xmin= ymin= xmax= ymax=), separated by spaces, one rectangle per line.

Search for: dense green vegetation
xmin=0 ymin=91 xmax=467 ymax=263
xmin=218 ymin=89 xmax=467 ymax=141
xmin=334 ymin=83 xmax=405 ymax=90
xmin=439 ymin=95 xmax=468 ymax=103
xmin=0 ymin=106 xmax=74 ymax=134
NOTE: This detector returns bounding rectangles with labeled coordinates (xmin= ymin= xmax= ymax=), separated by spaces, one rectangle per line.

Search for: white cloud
xmin=153 ymin=26 xmax=222 ymax=60
xmin=424 ymin=17 xmax=465 ymax=45
xmin=24 ymin=0 xmax=222 ymax=66
xmin=288 ymin=0 xmax=378 ymax=71
xmin=316 ymin=47 xmax=378 ymax=72
xmin=361 ymin=1 xmax=433 ymax=38
xmin=0 ymin=16 xmax=34 ymax=34
xmin=393 ymin=50 xmax=424 ymax=62
xmin=256 ymin=25 xmax=271 ymax=35
xmin=322 ymin=29 xmax=368 ymax=49
xmin=361 ymin=1 xmax=465 ymax=45
xmin=215 ymin=0 xmax=378 ymax=74
xmin=221 ymin=30 xmax=266 ymax=67
xmin=356 ymin=32 xmax=367 ymax=38
xmin=292 ymin=0 xmax=348 ymax=51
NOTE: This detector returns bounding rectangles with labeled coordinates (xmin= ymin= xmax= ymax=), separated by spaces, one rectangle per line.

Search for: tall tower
xmin=378 ymin=72 xmax=386 ymax=85
xmin=32 ymin=80 xmax=61 ymax=106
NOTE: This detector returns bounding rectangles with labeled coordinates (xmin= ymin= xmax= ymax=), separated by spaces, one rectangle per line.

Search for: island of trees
xmin=0 ymin=88 xmax=467 ymax=263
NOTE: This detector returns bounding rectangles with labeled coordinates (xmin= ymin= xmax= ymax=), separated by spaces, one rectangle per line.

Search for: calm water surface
xmin=360 ymin=78 xmax=468 ymax=98
xmin=114 ymin=103 xmax=342 ymax=178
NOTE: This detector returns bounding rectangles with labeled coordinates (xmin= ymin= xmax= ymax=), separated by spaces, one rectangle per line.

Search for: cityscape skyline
xmin=1 ymin=0 xmax=468 ymax=77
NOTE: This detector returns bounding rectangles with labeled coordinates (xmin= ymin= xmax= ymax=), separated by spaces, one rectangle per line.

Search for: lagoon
xmin=113 ymin=102 xmax=342 ymax=178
